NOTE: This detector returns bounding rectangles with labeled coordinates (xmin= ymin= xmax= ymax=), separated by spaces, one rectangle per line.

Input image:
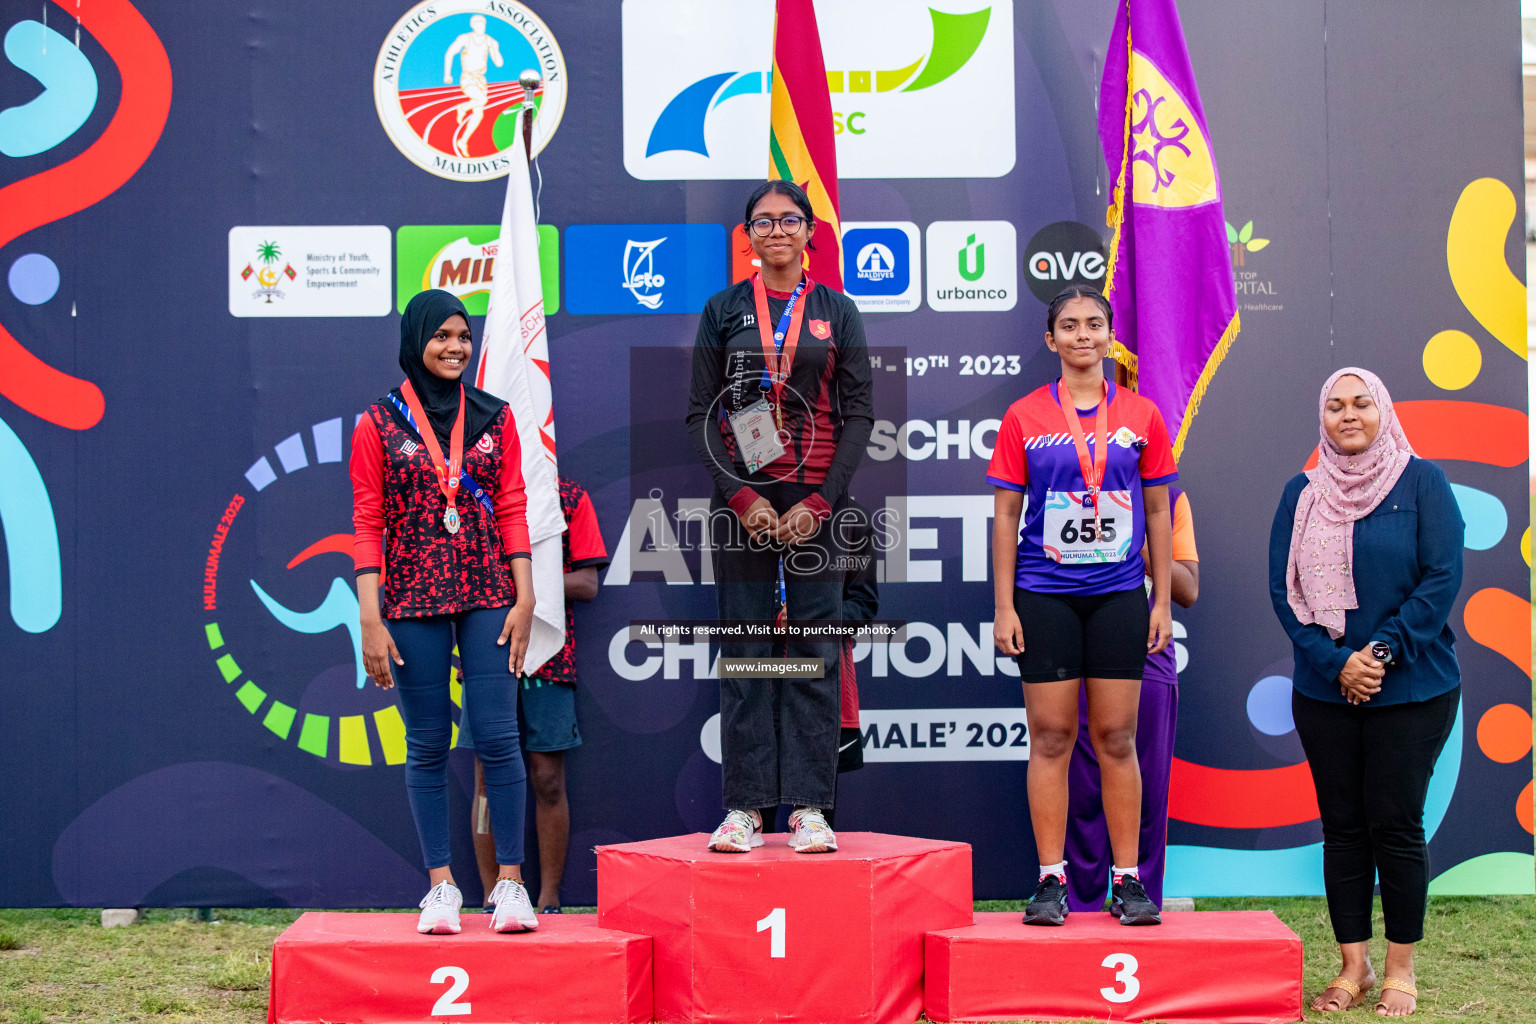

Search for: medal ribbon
xmin=1059 ymin=378 xmax=1109 ymax=520
xmin=388 ymin=391 xmax=496 ymax=516
xmin=751 ymin=273 xmax=809 ymax=428
xmin=399 ymin=380 xmax=465 ymax=523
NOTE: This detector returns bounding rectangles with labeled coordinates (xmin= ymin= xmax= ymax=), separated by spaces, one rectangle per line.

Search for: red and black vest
xmin=368 ymin=403 xmax=518 ymax=618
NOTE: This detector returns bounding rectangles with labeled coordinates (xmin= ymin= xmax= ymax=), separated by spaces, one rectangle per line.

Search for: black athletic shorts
xmin=1012 ymin=586 xmax=1149 ymax=683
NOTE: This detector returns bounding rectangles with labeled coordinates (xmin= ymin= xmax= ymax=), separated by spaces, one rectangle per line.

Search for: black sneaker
xmin=1110 ymin=875 xmax=1161 ymax=925
xmin=1023 ymin=874 xmax=1069 ymax=926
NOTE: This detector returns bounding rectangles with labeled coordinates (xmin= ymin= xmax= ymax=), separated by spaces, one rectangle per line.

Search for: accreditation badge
xmin=728 ymin=399 xmax=786 ymax=474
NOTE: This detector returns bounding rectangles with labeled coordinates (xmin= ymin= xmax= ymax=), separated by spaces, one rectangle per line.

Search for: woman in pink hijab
xmin=1268 ymin=368 xmax=1463 ymax=1018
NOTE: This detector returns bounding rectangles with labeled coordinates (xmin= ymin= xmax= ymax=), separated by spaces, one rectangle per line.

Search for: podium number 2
xmin=756 ymin=907 xmax=786 ymax=958
xmin=1100 ymin=953 xmax=1140 ymax=1003
xmin=430 ymin=966 xmax=472 ymax=1016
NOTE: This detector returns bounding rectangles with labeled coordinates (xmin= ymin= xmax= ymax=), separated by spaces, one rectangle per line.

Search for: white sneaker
xmin=416 ymin=880 xmax=463 ymax=934
xmin=787 ymin=807 xmax=837 ymax=853
xmin=708 ymin=809 xmax=764 ymax=852
xmin=487 ymin=877 xmax=539 ymax=933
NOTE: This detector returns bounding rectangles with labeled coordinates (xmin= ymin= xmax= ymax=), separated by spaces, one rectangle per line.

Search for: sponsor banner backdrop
xmin=0 ymin=0 xmax=1529 ymax=909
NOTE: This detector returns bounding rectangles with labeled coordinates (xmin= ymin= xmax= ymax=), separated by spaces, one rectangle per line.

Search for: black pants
xmin=1292 ymin=687 xmax=1458 ymax=944
xmin=710 ymin=482 xmax=846 ymax=809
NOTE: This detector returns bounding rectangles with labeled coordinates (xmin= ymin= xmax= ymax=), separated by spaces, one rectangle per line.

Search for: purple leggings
xmin=1064 ymin=676 xmax=1177 ymax=911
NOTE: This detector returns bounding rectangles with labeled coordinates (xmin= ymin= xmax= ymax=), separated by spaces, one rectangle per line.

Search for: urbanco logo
xmin=926 ymin=221 xmax=1016 ymax=311
xmin=1023 ymin=221 xmax=1107 ymax=303
xmin=622 ymin=0 xmax=1015 ymax=180
xmin=374 ymin=0 xmax=568 ymax=182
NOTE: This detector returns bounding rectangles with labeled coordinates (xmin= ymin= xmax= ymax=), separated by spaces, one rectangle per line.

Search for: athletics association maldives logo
xmin=374 ymin=0 xmax=568 ymax=182
xmin=199 ymin=416 xmax=462 ymax=766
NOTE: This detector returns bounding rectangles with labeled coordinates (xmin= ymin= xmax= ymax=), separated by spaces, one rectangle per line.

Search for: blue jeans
xmin=391 ymin=607 xmax=526 ymax=869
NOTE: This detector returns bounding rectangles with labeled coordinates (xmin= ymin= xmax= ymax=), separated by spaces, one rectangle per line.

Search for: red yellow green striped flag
xmin=768 ymin=0 xmax=843 ymax=290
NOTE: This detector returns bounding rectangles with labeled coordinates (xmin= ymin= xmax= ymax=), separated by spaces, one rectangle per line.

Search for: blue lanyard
xmin=387 ymin=394 xmax=497 ymax=517
xmin=760 ymin=278 xmax=807 ymax=393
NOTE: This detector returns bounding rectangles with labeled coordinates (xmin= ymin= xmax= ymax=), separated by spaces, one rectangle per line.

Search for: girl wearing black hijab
xmin=351 ymin=289 xmax=538 ymax=934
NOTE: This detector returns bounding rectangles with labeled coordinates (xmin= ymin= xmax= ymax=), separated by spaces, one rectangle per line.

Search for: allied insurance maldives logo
xmin=622 ymin=0 xmax=1015 ymax=180
xmin=374 ymin=0 xmax=568 ymax=182
xmin=199 ymin=418 xmax=462 ymax=767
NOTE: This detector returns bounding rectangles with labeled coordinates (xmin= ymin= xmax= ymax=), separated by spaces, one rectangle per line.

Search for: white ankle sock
xmin=1039 ymin=860 xmax=1066 ymax=881
xmin=1113 ymin=864 xmax=1140 ymax=882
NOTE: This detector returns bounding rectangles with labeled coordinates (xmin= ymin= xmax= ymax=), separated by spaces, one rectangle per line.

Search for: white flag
xmin=476 ymin=105 xmax=564 ymax=673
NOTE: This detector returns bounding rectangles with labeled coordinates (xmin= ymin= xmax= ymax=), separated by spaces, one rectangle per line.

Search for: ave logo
xmin=1023 ymin=221 xmax=1106 ymax=303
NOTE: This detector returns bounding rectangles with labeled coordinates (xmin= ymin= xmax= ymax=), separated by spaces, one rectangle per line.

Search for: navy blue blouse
xmin=1268 ymin=457 xmax=1463 ymax=706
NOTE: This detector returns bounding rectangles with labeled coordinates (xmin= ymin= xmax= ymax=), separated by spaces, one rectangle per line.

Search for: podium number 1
xmin=756 ymin=907 xmax=786 ymax=958
xmin=430 ymin=966 xmax=472 ymax=1016
xmin=1100 ymin=953 xmax=1140 ymax=1003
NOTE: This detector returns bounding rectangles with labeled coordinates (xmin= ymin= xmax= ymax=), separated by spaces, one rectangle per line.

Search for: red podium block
xmin=925 ymin=911 xmax=1302 ymax=1024
xmin=597 ymin=832 xmax=972 ymax=1024
xmin=268 ymin=912 xmax=652 ymax=1024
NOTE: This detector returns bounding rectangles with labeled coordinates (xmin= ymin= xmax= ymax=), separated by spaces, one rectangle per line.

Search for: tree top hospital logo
xmin=622 ymin=0 xmax=1014 ymax=180
xmin=374 ymin=0 xmax=568 ymax=182
xmin=199 ymin=416 xmax=463 ymax=767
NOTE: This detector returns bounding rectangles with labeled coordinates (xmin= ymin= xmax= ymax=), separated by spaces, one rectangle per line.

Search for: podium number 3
xmin=1100 ymin=953 xmax=1140 ymax=1003
xmin=756 ymin=907 xmax=786 ymax=958
xmin=430 ymin=966 xmax=472 ymax=1016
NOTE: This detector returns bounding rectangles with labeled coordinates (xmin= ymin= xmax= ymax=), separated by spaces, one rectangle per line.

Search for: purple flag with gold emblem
xmin=1099 ymin=0 xmax=1240 ymax=458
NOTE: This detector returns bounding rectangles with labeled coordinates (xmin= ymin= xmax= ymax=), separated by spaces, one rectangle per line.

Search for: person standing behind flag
xmin=351 ymin=289 xmax=539 ymax=936
xmin=989 ymin=286 xmax=1175 ymax=927
xmin=685 ymin=179 xmax=872 ymax=856
xmin=1066 ymin=486 xmax=1198 ymax=914
xmin=460 ymin=475 xmax=609 ymax=914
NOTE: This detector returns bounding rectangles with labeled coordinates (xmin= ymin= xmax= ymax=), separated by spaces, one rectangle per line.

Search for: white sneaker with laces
xmin=487 ymin=877 xmax=539 ymax=933
xmin=787 ymin=807 xmax=837 ymax=853
xmin=417 ymin=880 xmax=463 ymax=934
xmin=708 ymin=809 xmax=764 ymax=852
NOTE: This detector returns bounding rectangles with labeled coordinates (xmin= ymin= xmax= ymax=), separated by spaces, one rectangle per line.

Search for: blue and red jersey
xmin=986 ymin=381 xmax=1177 ymax=594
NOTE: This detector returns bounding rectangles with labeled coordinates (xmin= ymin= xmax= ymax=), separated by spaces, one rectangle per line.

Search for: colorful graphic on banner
xmin=373 ymin=0 xmax=567 ymax=181
xmin=622 ymin=0 xmax=1015 ymax=180
xmin=395 ymin=224 xmax=560 ymax=314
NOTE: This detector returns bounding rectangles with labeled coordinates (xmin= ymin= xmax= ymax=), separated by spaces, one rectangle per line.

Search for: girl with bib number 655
xmin=988 ymin=286 xmax=1176 ymax=927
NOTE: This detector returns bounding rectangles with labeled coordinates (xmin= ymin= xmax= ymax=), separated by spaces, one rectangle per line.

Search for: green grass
xmin=0 ymin=899 xmax=1532 ymax=1022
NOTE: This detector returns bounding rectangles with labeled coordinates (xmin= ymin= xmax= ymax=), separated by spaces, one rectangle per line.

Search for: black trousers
xmin=1292 ymin=687 xmax=1459 ymax=944
xmin=710 ymin=482 xmax=847 ymax=810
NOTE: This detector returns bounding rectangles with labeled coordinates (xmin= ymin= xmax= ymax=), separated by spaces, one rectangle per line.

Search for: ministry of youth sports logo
xmin=374 ymin=0 xmax=568 ymax=182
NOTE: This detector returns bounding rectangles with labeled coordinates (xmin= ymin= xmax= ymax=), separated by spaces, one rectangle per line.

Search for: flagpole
xmin=519 ymin=69 xmax=540 ymax=161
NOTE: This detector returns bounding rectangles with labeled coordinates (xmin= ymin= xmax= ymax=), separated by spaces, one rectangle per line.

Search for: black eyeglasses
xmin=747 ymin=215 xmax=806 ymax=236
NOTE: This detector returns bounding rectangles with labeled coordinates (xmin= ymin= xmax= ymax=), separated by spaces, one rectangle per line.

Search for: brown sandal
xmin=1374 ymin=977 xmax=1417 ymax=1016
xmin=1314 ymin=976 xmax=1366 ymax=1012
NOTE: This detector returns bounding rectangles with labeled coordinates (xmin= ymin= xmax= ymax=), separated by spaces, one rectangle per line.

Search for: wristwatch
xmin=1369 ymin=640 xmax=1393 ymax=666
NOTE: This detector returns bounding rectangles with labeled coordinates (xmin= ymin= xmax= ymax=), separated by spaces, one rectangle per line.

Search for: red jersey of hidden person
xmin=986 ymin=380 xmax=1178 ymax=593
xmin=532 ymin=476 xmax=610 ymax=688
